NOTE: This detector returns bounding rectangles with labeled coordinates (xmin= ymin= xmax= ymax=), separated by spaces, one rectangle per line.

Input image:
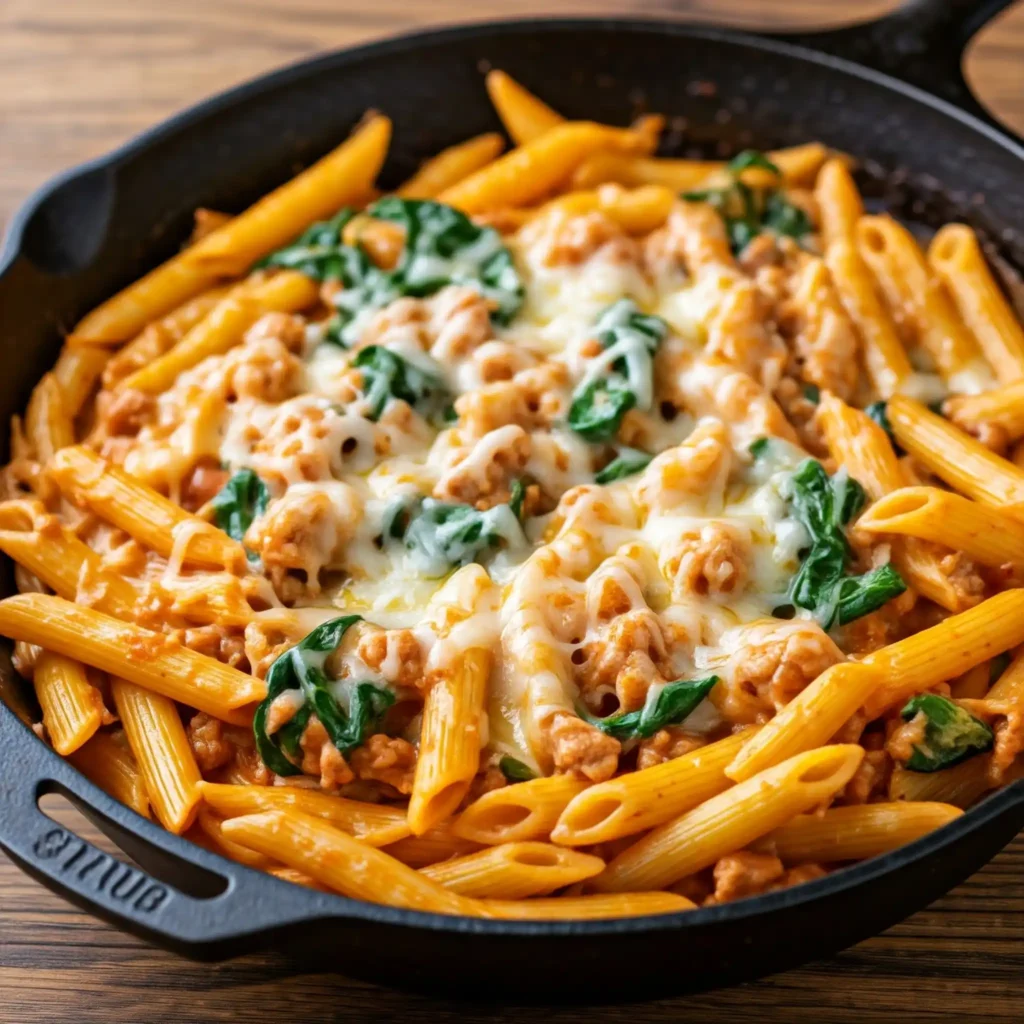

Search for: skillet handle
xmin=776 ymin=0 xmax=1022 ymax=142
xmin=0 ymin=707 xmax=337 ymax=959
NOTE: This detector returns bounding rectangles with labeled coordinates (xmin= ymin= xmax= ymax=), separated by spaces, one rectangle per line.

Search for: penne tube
xmin=66 ymin=260 xmax=226 ymax=347
xmin=929 ymin=224 xmax=1024 ymax=383
xmin=67 ymin=730 xmax=150 ymax=818
xmin=184 ymin=114 xmax=392 ymax=275
xmin=950 ymin=662 xmax=994 ymax=700
xmin=0 ymin=594 xmax=265 ymax=724
xmin=507 ymin=184 xmax=676 ymax=236
xmin=101 ymin=286 xmax=232 ymax=388
xmin=0 ymin=522 xmax=145 ymax=622
xmin=119 ymin=271 xmax=318 ymax=393
xmin=198 ymin=781 xmax=412 ymax=847
xmin=111 ymin=677 xmax=202 ymax=834
xmin=52 ymin=345 xmax=110 ymax=420
xmin=857 ymin=486 xmax=1024 ymax=568
xmin=383 ymin=831 xmax=483 ymax=868
xmin=826 ymin=238 xmax=913 ymax=398
xmin=452 ymin=775 xmax=590 ymax=845
xmin=419 ymin=842 xmax=605 ymax=899
xmin=195 ymin=808 xmax=275 ymax=869
xmin=25 ymin=374 xmax=74 ymax=464
xmin=34 ymin=650 xmax=106 ymax=756
xmin=889 ymin=755 xmax=997 ymax=808
xmin=551 ymin=731 xmax=751 ymax=847
xmin=478 ymin=892 xmax=695 ymax=920
xmin=814 ymin=158 xmax=863 ymax=247
xmin=945 ymin=380 xmax=1024 ymax=444
xmin=767 ymin=802 xmax=963 ymax=863
xmin=862 ymin=589 xmax=1024 ymax=717
xmin=485 ymin=70 xmax=565 ymax=144
xmin=593 ymin=745 xmax=864 ymax=893
xmin=221 ymin=809 xmax=477 ymax=915
xmin=397 ymin=133 xmax=505 ymax=199
xmin=817 ymin=394 xmax=961 ymax=610
xmin=50 ymin=446 xmax=247 ymax=570
xmin=266 ymin=866 xmax=330 ymax=891
xmin=726 ymin=663 xmax=882 ymax=783
xmin=857 ymin=215 xmax=984 ymax=382
xmin=570 ymin=143 xmax=829 ymax=192
xmin=439 ymin=121 xmax=651 ymax=215
xmin=408 ymin=648 xmax=490 ymax=835
xmin=887 ymin=395 xmax=1024 ymax=510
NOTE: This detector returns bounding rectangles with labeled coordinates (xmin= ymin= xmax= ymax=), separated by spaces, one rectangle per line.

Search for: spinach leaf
xmin=499 ymin=756 xmax=538 ymax=783
xmin=253 ymin=614 xmax=394 ymax=777
xmin=568 ymin=376 xmax=638 ymax=442
xmin=568 ymin=300 xmax=668 ymax=442
xmin=580 ymin=676 xmax=719 ymax=741
xmin=351 ymin=345 xmax=450 ymax=422
xmin=802 ymin=383 xmax=821 ymax=404
xmin=785 ymin=459 xmax=907 ymax=628
xmin=682 ymin=149 xmax=812 ymax=255
xmin=595 ymin=447 xmax=653 ymax=484
xmin=749 ymin=437 xmax=772 ymax=459
xmin=257 ymin=199 xmax=524 ymax=347
xmin=384 ymin=493 xmax=527 ymax=577
xmin=900 ymin=693 xmax=994 ymax=773
xmin=210 ymin=469 xmax=270 ymax=554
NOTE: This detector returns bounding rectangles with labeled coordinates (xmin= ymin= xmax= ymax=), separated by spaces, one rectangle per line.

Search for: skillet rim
xmin=2 ymin=13 xmax=1024 ymax=942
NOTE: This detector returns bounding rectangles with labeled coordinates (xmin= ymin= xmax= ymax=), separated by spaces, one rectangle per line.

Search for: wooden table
xmin=3 ymin=1 xmax=1024 ymax=1019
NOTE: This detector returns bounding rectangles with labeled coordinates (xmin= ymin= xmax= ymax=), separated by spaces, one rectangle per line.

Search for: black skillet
xmin=1 ymin=0 xmax=1023 ymax=1002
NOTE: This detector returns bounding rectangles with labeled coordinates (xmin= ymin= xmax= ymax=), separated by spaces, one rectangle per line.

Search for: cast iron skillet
xmin=1 ymin=0 xmax=1024 ymax=1001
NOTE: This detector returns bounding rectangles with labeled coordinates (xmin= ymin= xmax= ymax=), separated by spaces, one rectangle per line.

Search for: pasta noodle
xmin=3 ymin=77 xmax=1023 ymax=919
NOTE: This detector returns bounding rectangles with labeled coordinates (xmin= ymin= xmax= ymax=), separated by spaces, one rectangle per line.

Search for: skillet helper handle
xmin=0 ymin=709 xmax=332 ymax=959
xmin=777 ymin=0 xmax=1022 ymax=142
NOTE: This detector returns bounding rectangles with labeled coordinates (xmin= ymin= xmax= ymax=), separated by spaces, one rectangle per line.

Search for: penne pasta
xmin=52 ymin=345 xmax=111 ymax=419
xmin=551 ymin=730 xmax=751 ymax=847
xmin=383 ymin=831 xmax=484 ymax=868
xmin=439 ymin=121 xmax=650 ymax=214
xmin=857 ymin=486 xmax=1024 ymax=568
xmin=857 ymin=215 xmax=984 ymax=382
xmin=194 ymin=808 xmax=275 ymax=869
xmin=221 ymin=809 xmax=477 ymax=915
xmin=479 ymin=892 xmax=695 ymax=920
xmin=111 ymin=677 xmax=202 ymax=834
xmin=887 ymin=395 xmax=1024 ymax=510
xmin=452 ymin=775 xmax=590 ymax=845
xmin=184 ymin=115 xmax=392 ymax=276
xmin=767 ymin=802 xmax=963 ymax=863
xmin=34 ymin=650 xmax=106 ymax=756
xmin=815 ymin=157 xmax=863 ymax=247
xmin=890 ymin=756 xmax=997 ymax=808
xmin=726 ymin=663 xmax=882 ymax=783
xmin=485 ymin=69 xmax=565 ymax=144
xmin=0 ymin=594 xmax=265 ymax=724
xmin=817 ymin=394 xmax=961 ymax=609
xmin=862 ymin=589 xmax=1024 ymax=717
xmin=929 ymin=224 xmax=1024 ymax=383
xmin=397 ymin=133 xmax=505 ymax=199
xmin=119 ymin=271 xmax=318 ymax=393
xmin=50 ymin=446 xmax=248 ymax=570
xmin=408 ymin=646 xmax=491 ymax=834
xmin=593 ymin=746 xmax=864 ymax=893
xmin=419 ymin=842 xmax=605 ymax=898
xmin=67 ymin=730 xmax=150 ymax=818
xmin=944 ymin=380 xmax=1024 ymax=444
xmin=25 ymin=374 xmax=74 ymax=464
xmin=198 ymin=781 xmax=412 ymax=847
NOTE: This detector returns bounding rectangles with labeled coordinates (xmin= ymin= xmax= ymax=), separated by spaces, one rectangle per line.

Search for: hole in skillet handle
xmin=37 ymin=787 xmax=227 ymax=900
xmin=19 ymin=162 xmax=117 ymax=275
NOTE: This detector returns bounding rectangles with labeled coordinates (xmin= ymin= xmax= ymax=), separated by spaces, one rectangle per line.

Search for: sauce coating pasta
xmin=2 ymin=71 xmax=1020 ymax=918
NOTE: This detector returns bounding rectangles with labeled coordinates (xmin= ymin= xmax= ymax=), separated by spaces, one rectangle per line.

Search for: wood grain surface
xmin=3 ymin=1 xmax=1024 ymax=1021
